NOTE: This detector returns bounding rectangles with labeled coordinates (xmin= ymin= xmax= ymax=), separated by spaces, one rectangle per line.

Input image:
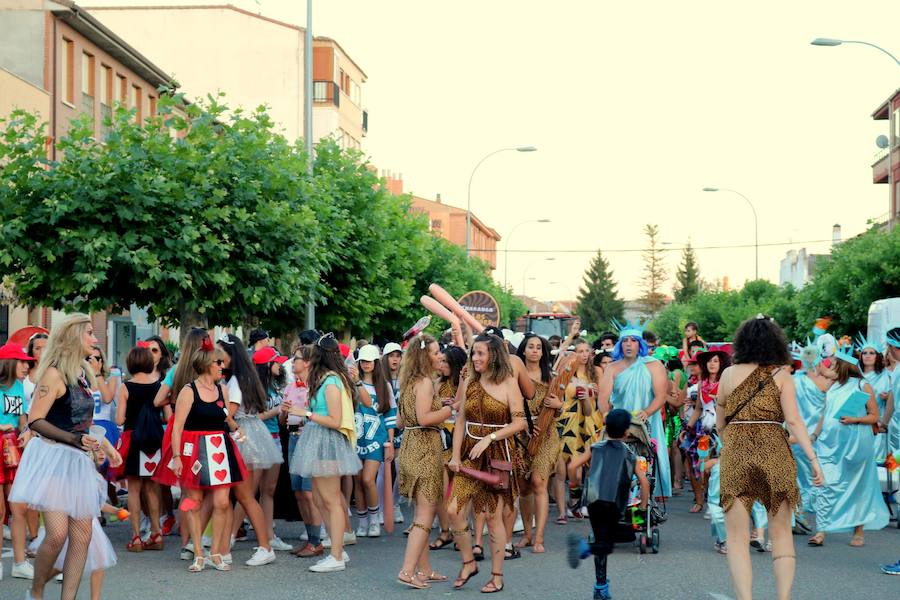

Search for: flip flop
xmin=807 ymin=534 xmax=825 ymax=547
xmin=689 ymin=503 xmax=704 ymax=513
xmin=429 ymin=535 xmax=453 ymax=550
xmin=849 ymin=536 xmax=865 ymax=547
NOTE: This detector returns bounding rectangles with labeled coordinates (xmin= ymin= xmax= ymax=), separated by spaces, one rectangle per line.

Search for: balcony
xmin=872 ymin=146 xmax=896 ymax=184
xmin=313 ymin=80 xmax=339 ymax=107
xmin=362 ymin=109 xmax=368 ymax=135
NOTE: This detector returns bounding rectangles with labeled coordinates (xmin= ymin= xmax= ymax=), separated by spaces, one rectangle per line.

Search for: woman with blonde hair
xmin=396 ymin=334 xmax=452 ymax=588
xmin=447 ymin=334 xmax=527 ymax=593
xmin=9 ymin=313 xmax=120 ymax=600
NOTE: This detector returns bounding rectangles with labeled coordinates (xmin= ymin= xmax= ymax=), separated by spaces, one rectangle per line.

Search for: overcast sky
xmin=88 ymin=0 xmax=898 ymax=301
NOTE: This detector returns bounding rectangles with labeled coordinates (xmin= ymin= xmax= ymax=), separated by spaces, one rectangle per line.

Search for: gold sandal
xmin=398 ymin=570 xmax=429 ymax=589
xmin=417 ymin=570 xmax=448 ymax=582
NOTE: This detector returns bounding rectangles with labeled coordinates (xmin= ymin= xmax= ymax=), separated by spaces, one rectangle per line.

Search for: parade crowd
xmin=0 ymin=312 xmax=898 ymax=600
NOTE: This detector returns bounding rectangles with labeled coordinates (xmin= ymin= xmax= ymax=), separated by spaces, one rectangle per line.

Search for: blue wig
xmin=612 ymin=335 xmax=649 ymax=361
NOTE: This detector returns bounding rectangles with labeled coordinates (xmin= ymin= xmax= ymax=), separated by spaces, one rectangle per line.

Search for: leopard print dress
xmin=719 ymin=365 xmax=799 ymax=515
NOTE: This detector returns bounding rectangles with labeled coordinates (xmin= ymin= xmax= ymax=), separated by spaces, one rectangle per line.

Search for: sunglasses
xmin=87 ymin=355 xmax=102 ymax=362
xmin=215 ymin=359 xmax=226 ymax=367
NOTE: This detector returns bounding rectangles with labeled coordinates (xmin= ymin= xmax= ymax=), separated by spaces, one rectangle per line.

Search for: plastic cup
xmin=88 ymin=425 xmax=106 ymax=441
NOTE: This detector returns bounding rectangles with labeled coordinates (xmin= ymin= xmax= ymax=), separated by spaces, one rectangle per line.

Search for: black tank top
xmin=123 ymin=380 xmax=162 ymax=431
xmin=45 ymin=375 xmax=94 ymax=435
xmin=184 ymin=382 xmax=228 ymax=432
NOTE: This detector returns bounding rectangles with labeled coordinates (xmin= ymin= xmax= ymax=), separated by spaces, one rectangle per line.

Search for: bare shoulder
xmin=646 ymin=360 xmax=666 ymax=376
xmin=608 ymin=361 xmax=627 ymax=376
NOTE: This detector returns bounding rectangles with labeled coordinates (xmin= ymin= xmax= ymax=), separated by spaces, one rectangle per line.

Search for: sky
xmin=87 ymin=0 xmax=898 ymax=302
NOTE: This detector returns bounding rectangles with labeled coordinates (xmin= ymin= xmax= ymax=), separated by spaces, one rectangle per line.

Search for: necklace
xmin=196 ymin=377 xmax=217 ymax=392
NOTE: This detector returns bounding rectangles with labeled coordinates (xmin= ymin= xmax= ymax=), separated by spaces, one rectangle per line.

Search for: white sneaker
xmin=343 ymin=531 xmax=357 ymax=546
xmin=367 ymin=522 xmax=381 ymax=538
xmin=300 ymin=530 xmax=309 ymax=542
xmin=201 ymin=535 xmax=212 ymax=548
xmin=12 ymin=561 xmax=34 ymax=580
xmin=377 ymin=511 xmax=384 ymax=525
xmin=270 ymin=536 xmax=293 ymax=552
xmin=394 ymin=505 xmax=404 ymax=524
xmin=342 ymin=550 xmax=350 ymax=562
xmin=54 ymin=573 xmax=63 ymax=582
xmin=245 ymin=546 xmax=276 ymax=567
xmin=513 ymin=514 xmax=524 ymax=534
xmin=140 ymin=515 xmax=151 ymax=538
xmin=27 ymin=531 xmax=41 ymax=554
xmin=180 ymin=545 xmax=194 ymax=560
xmin=309 ymin=555 xmax=345 ymax=573
xmin=222 ymin=553 xmax=233 ymax=565
xmin=355 ymin=520 xmax=369 ymax=538
xmin=322 ymin=534 xmax=332 ymax=549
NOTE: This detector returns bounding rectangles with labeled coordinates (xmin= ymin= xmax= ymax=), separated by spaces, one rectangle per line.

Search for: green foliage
xmin=673 ymin=241 xmax=701 ymax=302
xmin=639 ymin=224 xmax=668 ymax=317
xmin=575 ymin=249 xmax=624 ymax=333
xmin=797 ymin=227 xmax=900 ymax=335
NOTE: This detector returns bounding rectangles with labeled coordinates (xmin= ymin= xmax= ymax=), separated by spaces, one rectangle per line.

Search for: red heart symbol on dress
xmin=209 ymin=436 xmax=223 ymax=448
xmin=212 ymin=452 xmax=225 ymax=465
xmin=144 ymin=461 xmax=158 ymax=473
xmin=214 ymin=469 xmax=227 ymax=482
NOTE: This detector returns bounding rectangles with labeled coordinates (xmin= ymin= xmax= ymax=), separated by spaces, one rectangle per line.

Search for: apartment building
xmin=88 ymin=4 xmax=368 ymax=148
xmin=0 ymin=1 xmax=175 ymax=361
xmin=871 ymin=88 xmax=900 ymax=228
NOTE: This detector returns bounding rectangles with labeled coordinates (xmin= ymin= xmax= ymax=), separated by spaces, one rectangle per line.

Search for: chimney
xmin=832 ymin=224 xmax=841 ymax=246
xmin=435 ymin=193 xmax=441 ymax=203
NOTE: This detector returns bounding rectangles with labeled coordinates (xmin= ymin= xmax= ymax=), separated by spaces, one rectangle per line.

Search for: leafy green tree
xmin=673 ymin=241 xmax=701 ymax=302
xmin=0 ymin=96 xmax=324 ymax=335
xmin=639 ymin=224 xmax=668 ymax=318
xmin=575 ymin=249 xmax=624 ymax=333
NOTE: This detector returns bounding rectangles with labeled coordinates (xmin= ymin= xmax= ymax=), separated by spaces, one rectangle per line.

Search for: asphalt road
xmin=3 ymin=493 xmax=898 ymax=600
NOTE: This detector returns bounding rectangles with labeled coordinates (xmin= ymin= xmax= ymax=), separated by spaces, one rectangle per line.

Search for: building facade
xmin=0 ymin=1 xmax=175 ymax=362
xmin=88 ymin=4 xmax=368 ymax=148
xmin=871 ymin=89 xmax=900 ymax=228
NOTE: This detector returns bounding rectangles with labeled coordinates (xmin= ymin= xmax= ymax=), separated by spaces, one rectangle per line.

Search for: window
xmin=100 ymin=65 xmax=112 ymax=105
xmin=81 ymin=51 xmax=95 ymax=116
xmin=339 ymin=68 xmax=345 ymax=90
xmin=894 ymin=107 xmax=900 ymax=147
xmin=131 ymin=85 xmax=142 ymax=122
xmin=148 ymin=95 xmax=157 ymax=118
xmin=61 ymin=38 xmax=74 ymax=104
xmin=116 ymin=74 xmax=126 ymax=105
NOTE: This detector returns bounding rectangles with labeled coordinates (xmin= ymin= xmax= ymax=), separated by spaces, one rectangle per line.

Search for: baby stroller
xmin=620 ymin=418 xmax=662 ymax=554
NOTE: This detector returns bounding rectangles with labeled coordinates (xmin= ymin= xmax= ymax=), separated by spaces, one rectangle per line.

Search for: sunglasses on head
xmin=217 ymin=336 xmax=236 ymax=346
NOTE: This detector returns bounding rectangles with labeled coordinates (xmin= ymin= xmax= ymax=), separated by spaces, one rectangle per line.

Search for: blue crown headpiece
xmin=887 ymin=328 xmax=900 ymax=349
xmin=611 ymin=318 xmax=645 ymax=339
xmin=834 ymin=342 xmax=859 ymax=367
xmin=854 ymin=332 xmax=885 ymax=355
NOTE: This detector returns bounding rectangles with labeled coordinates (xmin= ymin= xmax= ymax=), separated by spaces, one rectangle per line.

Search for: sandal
xmin=532 ymin=542 xmax=545 ymax=554
xmin=849 ymin=535 xmax=865 ymax=547
xmin=481 ymin=572 xmax=504 ymax=594
xmin=126 ymin=535 xmax=144 ymax=552
xmin=208 ymin=554 xmax=231 ymax=571
xmin=472 ymin=544 xmax=484 ymax=561
xmin=398 ymin=570 xmax=430 ymax=589
xmin=514 ymin=536 xmax=533 ymax=549
xmin=188 ymin=556 xmax=206 ymax=573
xmin=807 ymin=533 xmax=825 ymax=547
xmin=689 ymin=503 xmax=704 ymax=513
xmin=453 ymin=559 xmax=479 ymax=590
xmin=503 ymin=545 xmax=521 ymax=560
xmin=429 ymin=530 xmax=453 ymax=550
xmin=144 ymin=532 xmax=164 ymax=551
xmin=417 ymin=570 xmax=448 ymax=582
xmin=555 ymin=514 xmax=568 ymax=525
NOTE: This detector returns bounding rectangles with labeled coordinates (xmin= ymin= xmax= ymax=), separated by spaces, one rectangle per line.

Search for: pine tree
xmin=575 ymin=249 xmax=625 ymax=333
xmin=674 ymin=241 xmax=701 ymax=302
xmin=639 ymin=224 xmax=668 ymax=317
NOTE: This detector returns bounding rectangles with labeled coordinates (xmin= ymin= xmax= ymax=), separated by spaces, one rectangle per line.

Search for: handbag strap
xmin=724 ymin=366 xmax=781 ymax=426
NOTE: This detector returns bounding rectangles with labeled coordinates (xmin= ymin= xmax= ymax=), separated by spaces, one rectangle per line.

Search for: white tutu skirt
xmin=235 ymin=415 xmax=283 ymax=470
xmin=9 ymin=437 xmax=103 ymax=520
xmin=290 ymin=422 xmax=361 ymax=478
xmin=34 ymin=518 xmax=117 ymax=573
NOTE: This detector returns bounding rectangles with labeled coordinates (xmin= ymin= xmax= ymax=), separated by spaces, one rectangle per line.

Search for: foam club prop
xmin=427 ymin=283 xmax=485 ymax=334
xmin=401 ymin=315 xmax=432 ymax=346
xmin=527 ymin=353 xmax=576 ymax=457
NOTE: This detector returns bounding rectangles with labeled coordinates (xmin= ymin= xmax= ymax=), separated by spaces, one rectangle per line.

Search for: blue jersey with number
xmin=355 ymin=383 xmax=396 ymax=459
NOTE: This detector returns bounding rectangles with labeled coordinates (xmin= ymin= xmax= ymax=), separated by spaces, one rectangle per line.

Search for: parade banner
xmin=458 ymin=290 xmax=501 ymax=328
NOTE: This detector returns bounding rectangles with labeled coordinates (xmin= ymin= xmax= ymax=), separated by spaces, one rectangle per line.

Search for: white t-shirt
xmin=92 ymin=390 xmax=114 ymax=422
xmin=23 ymin=377 xmax=36 ymax=408
xmin=226 ymin=376 xmax=244 ymax=416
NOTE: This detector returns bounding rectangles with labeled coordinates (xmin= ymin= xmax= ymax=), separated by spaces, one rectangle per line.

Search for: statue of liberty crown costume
xmin=607 ymin=319 xmax=671 ymax=497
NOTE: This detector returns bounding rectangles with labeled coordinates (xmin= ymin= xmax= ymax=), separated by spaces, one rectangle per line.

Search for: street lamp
xmin=702 ymin=187 xmax=759 ymax=279
xmin=522 ymin=257 xmax=555 ymax=297
xmin=503 ymin=218 xmax=551 ymax=289
xmin=811 ymin=38 xmax=900 ymax=67
xmin=466 ymin=146 xmax=537 ymax=256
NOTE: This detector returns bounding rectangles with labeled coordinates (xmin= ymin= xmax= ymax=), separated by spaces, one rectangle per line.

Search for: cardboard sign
xmin=139 ymin=449 xmax=161 ymax=477
xmin=198 ymin=434 xmax=231 ymax=486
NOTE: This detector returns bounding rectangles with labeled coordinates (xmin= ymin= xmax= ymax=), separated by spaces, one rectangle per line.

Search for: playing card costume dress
xmin=110 ymin=380 xmax=165 ymax=480
xmin=154 ymin=382 xmax=247 ymax=489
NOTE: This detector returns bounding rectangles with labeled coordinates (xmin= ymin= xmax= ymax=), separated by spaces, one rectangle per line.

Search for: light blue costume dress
xmin=792 ymin=371 xmax=827 ymax=511
xmin=885 ymin=370 xmax=900 ymax=454
xmin=707 ymin=461 xmax=726 ymax=542
xmin=611 ymin=356 xmax=671 ymax=497
xmin=812 ymin=377 xmax=889 ymax=533
xmin=862 ymin=369 xmax=892 ymax=457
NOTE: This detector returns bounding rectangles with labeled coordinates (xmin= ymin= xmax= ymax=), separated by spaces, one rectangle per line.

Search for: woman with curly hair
xmin=715 ymin=316 xmax=823 ymax=600
xmin=395 ymin=334 xmax=452 ymax=588
xmin=447 ymin=335 xmax=527 ymax=593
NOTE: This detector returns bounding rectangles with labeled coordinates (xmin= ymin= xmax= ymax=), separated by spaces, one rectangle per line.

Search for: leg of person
xmin=184 ymin=489 xmax=205 ymax=572
xmin=501 ymin=499 xmax=519 ymax=559
xmin=160 ymin=485 xmax=177 ymax=536
xmin=447 ymin=496 xmax=478 ymax=589
xmin=232 ymin=477 xmax=273 ymax=552
xmin=353 ymin=475 xmax=368 ymax=536
xmin=585 ymin=501 xmax=619 ymax=600
xmin=31 ymin=511 xmax=69 ymax=598
xmin=316 ymin=475 xmax=346 ymax=562
xmin=671 ymin=440 xmax=684 ymax=493
xmin=143 ymin=480 xmax=163 ymax=549
xmin=59 ymin=516 xmax=93 ymax=600
xmin=689 ymin=468 xmax=704 ymax=512
xmin=767 ymin=500 xmax=796 ymax=600
xmin=208 ymin=487 xmax=232 ymax=570
xmin=532 ymin=473 xmax=550 ymax=552
xmin=126 ymin=477 xmax=144 ymax=549
xmin=398 ymin=495 xmax=436 ymax=589
xmin=850 ymin=524 xmax=865 ymax=547
xmin=473 ymin=511 xmax=487 ymax=560
xmin=430 ymin=469 xmax=452 ymax=549
xmin=11 ymin=501 xmax=29 ymax=567
xmin=90 ymin=569 xmax=104 ymax=600
xmin=231 ymin=469 xmax=260 ymax=540
xmin=482 ymin=497 xmax=507 ymax=593
xmin=260 ymin=464 xmax=280 ymax=543
xmin=553 ymin=458 xmax=568 ymax=522
xmin=724 ymin=500 xmax=753 ymax=600
xmin=361 ymin=460 xmax=381 ymax=537
xmin=517 ymin=491 xmax=534 ymax=547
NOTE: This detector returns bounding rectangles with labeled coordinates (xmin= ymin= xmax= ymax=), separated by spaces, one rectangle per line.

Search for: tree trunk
xmin=179 ymin=305 xmax=208 ymax=347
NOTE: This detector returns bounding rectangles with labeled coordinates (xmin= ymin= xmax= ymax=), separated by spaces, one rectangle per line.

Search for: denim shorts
xmin=288 ymin=432 xmax=312 ymax=492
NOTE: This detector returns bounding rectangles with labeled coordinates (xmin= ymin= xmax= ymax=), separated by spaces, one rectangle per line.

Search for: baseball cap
xmin=253 ymin=346 xmax=288 ymax=365
xmin=383 ymin=342 xmax=402 ymax=355
xmin=0 ymin=342 xmax=34 ymax=361
xmin=357 ymin=344 xmax=381 ymax=362
xmin=338 ymin=343 xmax=351 ymax=359
xmin=248 ymin=328 xmax=269 ymax=346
